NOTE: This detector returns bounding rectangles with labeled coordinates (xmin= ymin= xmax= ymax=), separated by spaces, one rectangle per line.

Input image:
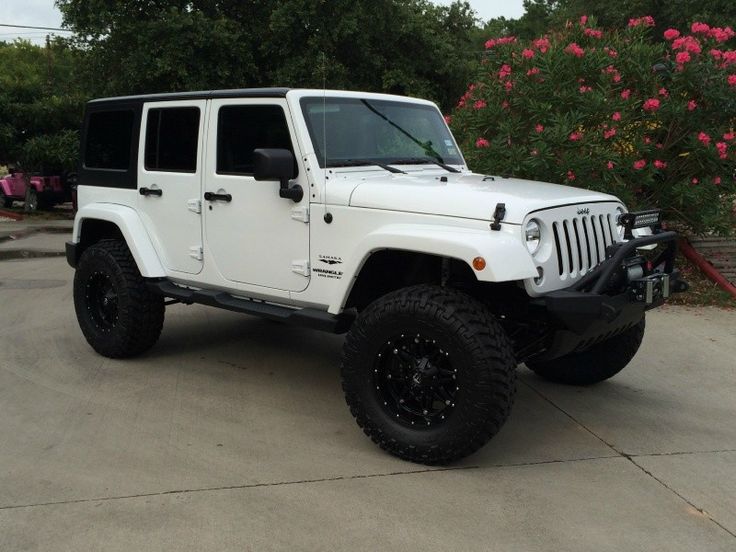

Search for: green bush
xmin=450 ymin=16 xmax=736 ymax=235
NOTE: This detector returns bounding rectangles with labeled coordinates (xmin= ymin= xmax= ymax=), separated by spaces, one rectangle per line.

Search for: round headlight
xmin=525 ymin=219 xmax=541 ymax=254
xmin=615 ymin=207 xmax=626 ymax=239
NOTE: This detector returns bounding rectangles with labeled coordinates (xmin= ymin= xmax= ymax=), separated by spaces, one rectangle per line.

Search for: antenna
xmin=321 ymin=52 xmax=328 ymax=207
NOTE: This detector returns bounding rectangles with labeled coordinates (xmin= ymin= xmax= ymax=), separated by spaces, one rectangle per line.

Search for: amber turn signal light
xmin=472 ymin=257 xmax=486 ymax=271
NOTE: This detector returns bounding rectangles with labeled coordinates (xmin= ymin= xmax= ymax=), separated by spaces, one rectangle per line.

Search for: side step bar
xmin=147 ymin=280 xmax=353 ymax=334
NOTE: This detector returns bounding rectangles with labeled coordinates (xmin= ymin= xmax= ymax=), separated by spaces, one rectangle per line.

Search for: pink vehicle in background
xmin=0 ymin=169 xmax=70 ymax=210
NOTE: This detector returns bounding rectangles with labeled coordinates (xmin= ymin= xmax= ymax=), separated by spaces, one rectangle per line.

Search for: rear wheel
xmin=341 ymin=285 xmax=517 ymax=465
xmin=527 ymin=317 xmax=645 ymax=385
xmin=73 ymin=239 xmax=164 ymax=358
xmin=1 ymin=193 xmax=12 ymax=208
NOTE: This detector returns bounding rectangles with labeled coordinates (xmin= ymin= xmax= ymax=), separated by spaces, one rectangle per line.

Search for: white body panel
xmin=73 ymin=88 xmax=628 ymax=314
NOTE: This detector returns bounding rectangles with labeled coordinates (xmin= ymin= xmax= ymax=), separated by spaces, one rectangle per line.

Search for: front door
xmin=137 ymin=100 xmax=206 ymax=275
xmin=203 ymin=99 xmax=310 ymax=292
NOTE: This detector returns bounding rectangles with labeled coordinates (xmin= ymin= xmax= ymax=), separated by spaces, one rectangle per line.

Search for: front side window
xmin=84 ymin=110 xmax=135 ymax=170
xmin=300 ymin=97 xmax=463 ymax=168
xmin=217 ymin=105 xmax=295 ymax=175
xmin=144 ymin=107 xmax=200 ymax=172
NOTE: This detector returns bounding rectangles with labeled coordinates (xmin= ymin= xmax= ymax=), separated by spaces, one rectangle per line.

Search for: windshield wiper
xmin=328 ymin=159 xmax=407 ymax=174
xmin=388 ymin=157 xmax=461 ymax=173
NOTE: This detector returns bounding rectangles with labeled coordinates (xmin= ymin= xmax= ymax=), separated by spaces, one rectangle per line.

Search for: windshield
xmin=300 ymin=97 xmax=463 ymax=168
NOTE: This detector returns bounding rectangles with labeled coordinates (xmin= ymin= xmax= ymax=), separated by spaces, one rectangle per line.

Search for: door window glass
xmin=144 ymin=107 xmax=200 ymax=172
xmin=217 ymin=105 xmax=295 ymax=175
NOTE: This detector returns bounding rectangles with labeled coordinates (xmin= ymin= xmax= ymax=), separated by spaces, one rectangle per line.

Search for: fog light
xmin=472 ymin=257 xmax=486 ymax=271
xmin=534 ymin=266 xmax=544 ymax=284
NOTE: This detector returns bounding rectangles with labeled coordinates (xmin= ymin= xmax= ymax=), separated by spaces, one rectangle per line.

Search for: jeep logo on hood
xmin=577 ymin=207 xmax=590 ymax=215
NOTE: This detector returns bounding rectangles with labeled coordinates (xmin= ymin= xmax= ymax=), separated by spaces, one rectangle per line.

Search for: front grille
xmin=551 ymin=214 xmax=618 ymax=277
xmin=523 ymin=202 xmax=623 ymax=296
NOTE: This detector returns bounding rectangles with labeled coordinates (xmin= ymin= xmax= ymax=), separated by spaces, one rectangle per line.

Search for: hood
xmin=336 ymin=169 xmax=620 ymax=224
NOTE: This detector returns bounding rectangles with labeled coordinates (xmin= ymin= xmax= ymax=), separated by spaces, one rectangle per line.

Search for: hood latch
xmin=490 ymin=203 xmax=506 ymax=231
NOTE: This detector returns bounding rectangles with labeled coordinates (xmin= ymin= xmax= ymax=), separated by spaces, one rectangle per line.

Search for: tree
xmin=56 ymin=0 xmax=480 ymax=111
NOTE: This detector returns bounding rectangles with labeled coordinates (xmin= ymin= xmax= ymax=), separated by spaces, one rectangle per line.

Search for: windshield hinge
xmin=491 ymin=203 xmax=506 ymax=231
xmin=290 ymin=206 xmax=310 ymax=223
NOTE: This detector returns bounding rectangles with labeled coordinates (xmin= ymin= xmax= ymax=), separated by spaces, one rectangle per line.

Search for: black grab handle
xmin=139 ymin=187 xmax=163 ymax=197
xmin=204 ymin=191 xmax=232 ymax=202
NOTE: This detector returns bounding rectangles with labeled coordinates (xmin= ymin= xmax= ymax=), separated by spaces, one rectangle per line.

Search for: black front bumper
xmin=532 ymin=230 xmax=687 ymax=361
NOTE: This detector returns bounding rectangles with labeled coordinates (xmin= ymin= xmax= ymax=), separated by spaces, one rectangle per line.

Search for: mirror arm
xmin=278 ymin=177 xmax=303 ymax=202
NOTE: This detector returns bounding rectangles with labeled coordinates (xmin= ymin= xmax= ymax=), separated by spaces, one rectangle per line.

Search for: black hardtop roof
xmin=88 ymin=87 xmax=291 ymax=105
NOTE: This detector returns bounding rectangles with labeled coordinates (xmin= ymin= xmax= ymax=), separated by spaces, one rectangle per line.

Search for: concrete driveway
xmin=1 ymin=249 xmax=735 ymax=550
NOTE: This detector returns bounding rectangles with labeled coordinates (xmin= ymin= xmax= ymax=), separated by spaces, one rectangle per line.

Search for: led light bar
xmin=619 ymin=209 xmax=662 ymax=236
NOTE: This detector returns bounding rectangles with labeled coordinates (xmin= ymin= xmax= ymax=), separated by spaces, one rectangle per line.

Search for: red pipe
xmin=679 ymin=238 xmax=736 ymax=299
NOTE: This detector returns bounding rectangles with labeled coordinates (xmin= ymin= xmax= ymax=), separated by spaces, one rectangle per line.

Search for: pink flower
xmin=658 ymin=88 xmax=669 ymax=97
xmin=497 ymin=36 xmax=517 ymax=45
xmin=612 ymin=73 xmax=622 ymax=83
xmin=675 ymin=51 xmax=691 ymax=64
xmin=710 ymin=49 xmax=723 ymax=60
xmin=526 ymin=67 xmax=540 ymax=76
xmin=584 ymin=28 xmax=603 ymax=39
xmin=444 ymin=115 xmax=452 ymax=124
xmin=522 ymin=48 xmax=535 ymax=59
xmin=691 ymin=178 xmax=699 ymax=185
xmin=691 ymin=22 xmax=710 ymax=34
xmin=498 ymin=64 xmax=512 ymax=79
xmin=688 ymin=100 xmax=697 ymax=111
xmin=579 ymin=15 xmax=588 ymax=26
xmin=579 ymin=85 xmax=592 ymax=93
xmin=723 ymin=132 xmax=735 ymax=141
xmin=504 ymin=80 xmax=514 ymax=91
xmin=531 ymin=149 xmax=539 ymax=156
xmin=603 ymin=65 xmax=617 ymax=74
xmin=501 ymin=100 xmax=510 ymax=109
xmin=629 ymin=16 xmax=655 ymax=28
xmin=664 ymin=29 xmax=680 ymax=40
xmin=728 ymin=74 xmax=736 ymax=87
xmin=714 ymin=176 xmax=722 ymax=185
xmin=633 ymin=159 xmax=647 ymax=170
xmin=604 ymin=47 xmax=618 ymax=58
xmin=604 ymin=128 xmax=617 ymax=139
xmin=654 ymin=160 xmax=667 ymax=169
xmin=621 ymin=89 xmax=631 ymax=100
xmin=475 ymin=137 xmax=490 ymax=148
xmin=698 ymin=132 xmax=711 ymax=145
xmin=533 ymin=37 xmax=550 ymax=53
xmin=644 ymin=136 xmax=652 ymax=144
xmin=607 ymin=161 xmax=615 ymax=170
xmin=709 ymin=27 xmax=735 ymax=43
xmin=642 ymin=98 xmax=660 ymax=112
xmin=473 ymin=100 xmax=486 ymax=109
xmin=569 ymin=131 xmax=583 ymax=141
xmin=612 ymin=112 xmax=621 ymax=121
xmin=565 ymin=42 xmax=585 ymax=57
xmin=485 ymin=39 xmax=497 ymax=49
xmin=672 ymin=36 xmax=702 ymax=54
xmin=716 ymin=142 xmax=728 ymax=159
xmin=535 ymin=124 xmax=544 ymax=133
xmin=567 ymin=170 xmax=576 ymax=181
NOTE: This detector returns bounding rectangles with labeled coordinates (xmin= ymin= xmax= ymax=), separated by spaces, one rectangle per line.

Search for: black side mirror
xmin=253 ymin=148 xmax=302 ymax=202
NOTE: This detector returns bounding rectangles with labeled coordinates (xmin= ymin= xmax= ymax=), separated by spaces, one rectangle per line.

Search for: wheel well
xmin=78 ymin=219 xmax=124 ymax=254
xmin=344 ymin=250 xmax=478 ymax=311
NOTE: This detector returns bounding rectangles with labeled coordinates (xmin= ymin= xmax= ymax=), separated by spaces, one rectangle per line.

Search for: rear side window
xmin=84 ymin=110 xmax=135 ymax=170
xmin=145 ymin=107 xmax=200 ymax=172
xmin=217 ymin=105 xmax=295 ymax=175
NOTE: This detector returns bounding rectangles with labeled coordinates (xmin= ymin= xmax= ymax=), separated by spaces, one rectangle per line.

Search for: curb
xmin=680 ymin=238 xmax=736 ymax=299
xmin=0 ymin=209 xmax=23 ymax=221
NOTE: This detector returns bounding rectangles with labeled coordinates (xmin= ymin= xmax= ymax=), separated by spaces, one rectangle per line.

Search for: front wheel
xmin=73 ymin=239 xmax=165 ymax=358
xmin=526 ymin=317 xmax=645 ymax=386
xmin=341 ymin=285 xmax=517 ymax=465
xmin=24 ymin=188 xmax=38 ymax=212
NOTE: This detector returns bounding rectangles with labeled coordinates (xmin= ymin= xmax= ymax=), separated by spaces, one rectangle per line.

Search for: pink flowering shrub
xmin=451 ymin=16 xmax=736 ymax=234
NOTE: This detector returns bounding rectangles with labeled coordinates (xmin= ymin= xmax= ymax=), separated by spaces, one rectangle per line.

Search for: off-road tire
xmin=341 ymin=285 xmax=517 ymax=465
xmin=74 ymin=239 xmax=164 ymax=358
xmin=527 ymin=317 xmax=645 ymax=386
xmin=24 ymin=188 xmax=38 ymax=212
xmin=1 ymin=194 xmax=12 ymax=208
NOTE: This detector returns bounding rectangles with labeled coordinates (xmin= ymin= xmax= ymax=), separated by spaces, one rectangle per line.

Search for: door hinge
xmin=290 ymin=206 xmax=310 ymax=223
xmin=189 ymin=246 xmax=203 ymax=261
xmin=290 ymin=260 xmax=310 ymax=277
xmin=187 ymin=199 xmax=202 ymax=214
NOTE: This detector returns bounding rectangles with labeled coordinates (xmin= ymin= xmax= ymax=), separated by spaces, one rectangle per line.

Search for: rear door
xmin=137 ymin=100 xmax=206 ymax=275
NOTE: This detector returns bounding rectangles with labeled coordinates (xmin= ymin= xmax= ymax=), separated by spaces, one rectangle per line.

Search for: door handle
xmin=139 ymin=187 xmax=163 ymax=197
xmin=204 ymin=191 xmax=232 ymax=202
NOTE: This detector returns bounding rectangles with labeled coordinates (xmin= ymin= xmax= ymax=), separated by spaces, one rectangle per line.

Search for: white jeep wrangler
xmin=67 ymin=88 xmax=686 ymax=464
